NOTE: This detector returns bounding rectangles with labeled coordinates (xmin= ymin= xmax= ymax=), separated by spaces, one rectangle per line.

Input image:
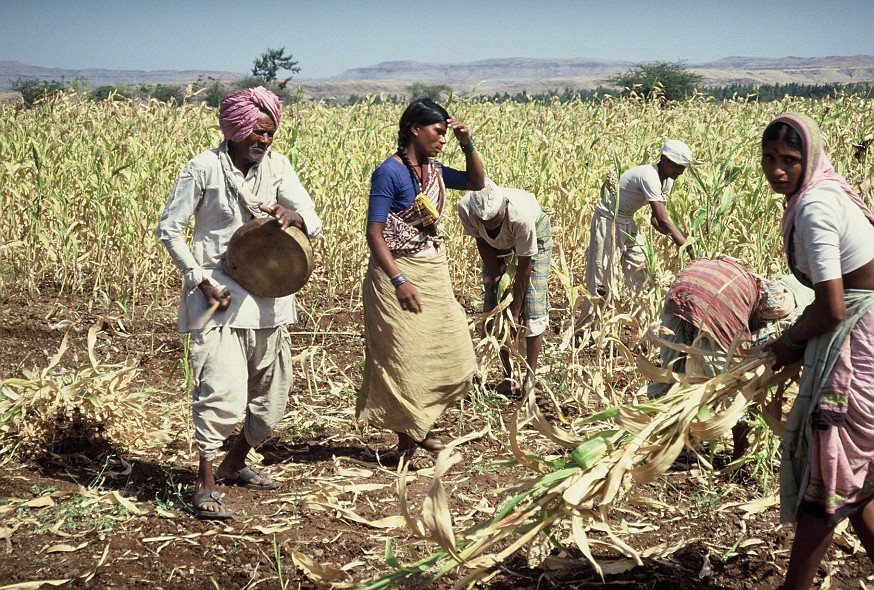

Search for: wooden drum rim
xmin=225 ymin=217 xmax=314 ymax=298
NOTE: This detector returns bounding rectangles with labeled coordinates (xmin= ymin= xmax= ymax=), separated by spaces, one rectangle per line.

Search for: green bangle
xmin=780 ymin=331 xmax=806 ymax=351
xmin=461 ymin=139 xmax=476 ymax=154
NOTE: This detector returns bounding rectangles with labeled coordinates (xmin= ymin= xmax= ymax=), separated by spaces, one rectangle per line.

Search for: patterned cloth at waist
xmin=664 ymin=258 xmax=759 ymax=350
xmin=383 ymin=161 xmax=447 ymax=257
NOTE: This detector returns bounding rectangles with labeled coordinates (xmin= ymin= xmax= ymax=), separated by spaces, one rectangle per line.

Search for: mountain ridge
xmin=3 ymin=55 xmax=873 ymax=98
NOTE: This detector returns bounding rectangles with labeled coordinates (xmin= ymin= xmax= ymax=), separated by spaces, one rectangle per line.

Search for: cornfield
xmin=3 ymin=92 xmax=874 ymax=308
xmin=4 ymin=91 xmax=872 ymax=400
xmin=2 ymin=90 xmax=874 ymax=587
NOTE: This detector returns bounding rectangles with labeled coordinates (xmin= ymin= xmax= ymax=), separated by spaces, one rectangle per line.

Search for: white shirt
xmin=791 ymin=184 xmax=874 ymax=284
xmin=457 ymin=187 xmax=543 ymax=256
xmin=596 ymin=163 xmax=673 ymax=220
xmin=156 ymin=146 xmax=322 ymax=332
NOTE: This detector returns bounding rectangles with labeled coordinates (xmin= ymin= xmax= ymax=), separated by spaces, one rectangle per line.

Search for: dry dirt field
xmin=1 ymin=288 xmax=872 ymax=590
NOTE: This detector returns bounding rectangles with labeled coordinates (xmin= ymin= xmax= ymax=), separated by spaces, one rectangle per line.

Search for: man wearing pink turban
xmin=219 ymin=86 xmax=282 ymax=143
xmin=157 ymin=87 xmax=322 ymax=519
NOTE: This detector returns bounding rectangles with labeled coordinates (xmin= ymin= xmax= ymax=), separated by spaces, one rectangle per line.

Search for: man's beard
xmin=245 ymin=144 xmax=268 ymax=164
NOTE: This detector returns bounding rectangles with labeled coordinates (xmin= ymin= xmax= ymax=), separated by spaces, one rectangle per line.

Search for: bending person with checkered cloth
xmin=458 ymin=180 xmax=552 ymax=397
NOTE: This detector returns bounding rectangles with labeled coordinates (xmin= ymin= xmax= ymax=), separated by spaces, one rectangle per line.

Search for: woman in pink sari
xmin=764 ymin=112 xmax=874 ymax=588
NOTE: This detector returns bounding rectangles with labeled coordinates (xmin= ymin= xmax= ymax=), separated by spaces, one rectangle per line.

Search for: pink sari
xmin=771 ymin=113 xmax=874 ymax=524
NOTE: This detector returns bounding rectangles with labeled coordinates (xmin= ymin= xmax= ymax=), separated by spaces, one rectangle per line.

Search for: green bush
xmin=147 ymin=84 xmax=185 ymax=104
xmin=90 ymin=84 xmax=134 ymax=102
xmin=10 ymin=78 xmax=67 ymax=107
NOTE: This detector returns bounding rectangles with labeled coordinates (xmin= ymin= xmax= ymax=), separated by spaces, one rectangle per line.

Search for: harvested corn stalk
xmin=0 ymin=322 xmax=167 ymax=460
xmin=477 ymin=254 xmax=533 ymax=394
xmin=367 ymin=347 xmax=797 ymax=587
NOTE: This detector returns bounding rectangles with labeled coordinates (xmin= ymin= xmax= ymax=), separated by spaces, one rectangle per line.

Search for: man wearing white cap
xmin=458 ymin=180 xmax=552 ymax=397
xmin=576 ymin=140 xmax=692 ymax=330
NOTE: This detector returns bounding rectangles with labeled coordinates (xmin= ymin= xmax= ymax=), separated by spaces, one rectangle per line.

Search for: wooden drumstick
xmin=193 ymin=300 xmax=220 ymax=330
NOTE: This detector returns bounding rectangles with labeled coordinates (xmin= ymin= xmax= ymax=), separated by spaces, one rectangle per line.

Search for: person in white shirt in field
xmin=157 ymin=87 xmax=322 ymax=520
xmin=576 ymin=140 xmax=692 ymax=330
xmin=458 ymin=180 xmax=552 ymax=397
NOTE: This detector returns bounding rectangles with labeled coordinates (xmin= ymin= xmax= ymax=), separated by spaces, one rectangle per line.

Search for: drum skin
xmin=225 ymin=217 xmax=314 ymax=297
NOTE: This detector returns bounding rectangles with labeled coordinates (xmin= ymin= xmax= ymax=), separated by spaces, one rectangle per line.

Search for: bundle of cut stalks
xmin=360 ymin=333 xmax=800 ymax=588
xmin=0 ymin=322 xmax=168 ymax=460
xmin=476 ymin=255 xmax=534 ymax=393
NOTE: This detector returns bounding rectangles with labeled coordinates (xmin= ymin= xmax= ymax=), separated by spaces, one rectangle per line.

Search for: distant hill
xmin=3 ymin=55 xmax=873 ymax=100
xmin=0 ymin=61 xmax=240 ymax=91
xmin=330 ymin=55 xmax=874 ymax=90
xmin=331 ymin=57 xmax=634 ymax=85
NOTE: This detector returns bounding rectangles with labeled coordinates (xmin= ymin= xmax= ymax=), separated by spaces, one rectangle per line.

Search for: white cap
xmin=468 ymin=179 xmax=505 ymax=221
xmin=661 ymin=139 xmax=693 ymax=167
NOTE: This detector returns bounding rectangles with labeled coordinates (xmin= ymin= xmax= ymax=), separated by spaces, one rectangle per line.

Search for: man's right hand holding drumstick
xmin=259 ymin=203 xmax=306 ymax=233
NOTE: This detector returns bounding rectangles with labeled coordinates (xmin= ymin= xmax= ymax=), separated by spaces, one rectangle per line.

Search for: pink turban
xmin=218 ymin=86 xmax=282 ymax=143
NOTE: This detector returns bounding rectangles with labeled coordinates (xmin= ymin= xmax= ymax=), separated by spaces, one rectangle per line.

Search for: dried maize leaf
xmin=289 ymin=548 xmax=352 ymax=585
xmin=397 ymin=463 xmax=428 ymax=538
xmin=615 ymin=405 xmax=656 ymax=433
xmin=571 ymin=514 xmax=604 ymax=580
xmin=508 ymin=408 xmax=542 ymax=470
xmin=562 ymin=449 xmax=622 ymax=507
xmin=636 ymin=353 xmax=676 ymax=383
xmin=599 ymin=506 xmax=643 ymax=565
xmin=422 ymin=449 xmax=464 ymax=562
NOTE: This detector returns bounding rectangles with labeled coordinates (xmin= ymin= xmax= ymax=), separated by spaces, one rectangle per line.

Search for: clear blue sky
xmin=2 ymin=0 xmax=872 ymax=79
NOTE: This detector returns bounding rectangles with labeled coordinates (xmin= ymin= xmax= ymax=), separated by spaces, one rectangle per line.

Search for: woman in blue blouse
xmin=356 ymin=98 xmax=485 ymax=469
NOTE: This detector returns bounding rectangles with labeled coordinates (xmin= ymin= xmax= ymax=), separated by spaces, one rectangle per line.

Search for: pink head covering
xmin=219 ymin=86 xmax=282 ymax=143
xmin=767 ymin=113 xmax=873 ymax=254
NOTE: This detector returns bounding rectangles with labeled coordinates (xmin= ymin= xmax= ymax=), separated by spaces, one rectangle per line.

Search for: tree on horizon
xmin=608 ymin=61 xmax=703 ymax=101
xmin=252 ymin=47 xmax=301 ymax=90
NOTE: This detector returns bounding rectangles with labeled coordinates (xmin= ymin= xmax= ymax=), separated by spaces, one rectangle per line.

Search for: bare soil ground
xmin=1 ymin=289 xmax=872 ymax=589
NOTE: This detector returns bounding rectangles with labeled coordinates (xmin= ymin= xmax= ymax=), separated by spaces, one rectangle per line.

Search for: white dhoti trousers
xmin=576 ymin=208 xmax=650 ymax=328
xmin=189 ymin=325 xmax=293 ymax=461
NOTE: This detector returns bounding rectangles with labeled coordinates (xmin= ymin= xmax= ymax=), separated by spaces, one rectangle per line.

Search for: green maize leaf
xmin=491 ymin=467 xmax=580 ymax=522
xmin=696 ymin=403 xmax=714 ymax=421
xmin=535 ymin=466 xmax=582 ymax=487
xmin=715 ymin=187 xmax=735 ymax=216
xmin=570 ymin=437 xmax=608 ymax=469
xmin=384 ymin=538 xmax=401 ymax=569
xmin=1 ymin=379 xmax=40 ymax=389
xmin=496 ymin=256 xmax=518 ymax=302
xmin=0 ymin=407 xmax=23 ymax=423
xmin=627 ymin=402 xmax=665 ymax=413
xmin=491 ymin=487 xmax=539 ymax=522
xmin=31 ymin=142 xmax=42 ymax=170
xmin=548 ymin=459 xmax=576 ymax=470
xmin=578 ymin=406 xmax=621 ymax=424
